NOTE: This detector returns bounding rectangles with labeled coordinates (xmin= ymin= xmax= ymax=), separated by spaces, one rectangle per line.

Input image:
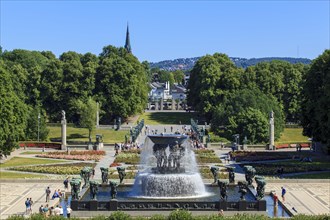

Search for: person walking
xmin=281 ymin=187 xmax=286 ymax=202
xmin=28 ymin=198 xmax=33 ymax=213
xmin=67 ymin=206 xmax=72 ymax=218
xmin=45 ymin=187 xmax=51 ymax=202
xmin=63 ymin=178 xmax=69 ymax=190
xmin=25 ymin=198 xmax=30 ymax=214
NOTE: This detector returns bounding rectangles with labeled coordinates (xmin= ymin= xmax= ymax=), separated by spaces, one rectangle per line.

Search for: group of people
xmin=39 ymin=204 xmax=72 ymax=218
xmin=24 ymin=198 xmax=33 ymax=214
xmin=273 ymin=186 xmax=287 ymax=206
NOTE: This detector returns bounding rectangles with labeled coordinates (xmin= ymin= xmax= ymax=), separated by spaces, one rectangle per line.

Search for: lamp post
xmin=37 ymin=113 xmax=41 ymax=142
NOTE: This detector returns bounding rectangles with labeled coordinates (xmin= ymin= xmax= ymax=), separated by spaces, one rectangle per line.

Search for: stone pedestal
xmin=172 ymin=99 xmax=176 ymax=110
xmin=160 ymin=99 xmax=163 ymax=111
xmin=176 ymin=101 xmax=180 ymax=110
xmin=61 ymin=119 xmax=67 ymax=150
xmin=71 ymin=200 xmax=78 ymax=210
xmin=90 ymin=200 xmax=98 ymax=211
xmin=87 ymin=143 xmax=94 ymax=150
xmin=219 ymin=201 xmax=227 ymax=211
xmin=109 ymin=199 xmax=118 ymax=211
xmin=238 ymin=201 xmax=247 ymax=211
xmin=258 ymin=200 xmax=266 ymax=211
xmin=155 ymin=102 xmax=159 ymax=111
xmin=269 ymin=111 xmax=275 ymax=150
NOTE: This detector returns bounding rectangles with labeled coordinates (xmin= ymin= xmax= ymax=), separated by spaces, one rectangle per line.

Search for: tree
xmin=24 ymin=106 xmax=49 ymax=141
xmin=301 ymin=50 xmax=330 ymax=149
xmin=0 ymin=61 xmax=28 ymax=154
xmin=76 ymin=97 xmax=97 ymax=143
xmin=95 ymin=46 xmax=148 ymax=121
xmin=211 ymin=89 xmax=284 ymax=143
xmin=187 ymin=53 xmax=240 ymax=120
xmin=172 ymin=70 xmax=185 ymax=84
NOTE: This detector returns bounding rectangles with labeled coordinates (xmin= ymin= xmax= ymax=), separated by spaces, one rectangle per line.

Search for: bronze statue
xmin=217 ymin=180 xmax=229 ymax=201
xmin=90 ymin=180 xmax=99 ymax=200
xmin=243 ymin=165 xmax=256 ymax=186
xmin=70 ymin=178 xmax=81 ymax=200
xmin=255 ymin=176 xmax=266 ymax=200
xmin=238 ymin=181 xmax=248 ymax=200
xmin=100 ymin=167 xmax=109 ymax=184
xmin=210 ymin=166 xmax=219 ymax=184
xmin=110 ymin=181 xmax=118 ymax=199
xmin=80 ymin=167 xmax=92 ymax=188
xmin=117 ymin=166 xmax=126 ymax=184
xmin=227 ymin=166 xmax=235 ymax=183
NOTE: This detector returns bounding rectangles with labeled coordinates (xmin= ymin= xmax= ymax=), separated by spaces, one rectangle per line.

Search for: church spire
xmin=125 ymin=23 xmax=132 ymax=53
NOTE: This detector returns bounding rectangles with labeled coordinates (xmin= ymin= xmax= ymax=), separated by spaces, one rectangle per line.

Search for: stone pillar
xmin=61 ymin=110 xmax=67 ymax=150
xmin=96 ymin=102 xmax=99 ymax=128
xmin=160 ymin=98 xmax=163 ymax=111
xmin=269 ymin=111 xmax=275 ymax=150
xmin=172 ymin=99 xmax=176 ymax=110
xmin=177 ymin=101 xmax=180 ymax=110
xmin=155 ymin=101 xmax=159 ymax=111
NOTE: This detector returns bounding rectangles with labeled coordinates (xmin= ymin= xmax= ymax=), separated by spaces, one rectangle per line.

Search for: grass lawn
xmin=0 ymin=157 xmax=68 ymax=168
xmin=277 ymin=128 xmax=309 ymax=144
xmin=20 ymin=151 xmax=45 ymax=155
xmin=138 ymin=112 xmax=198 ymax=125
xmin=48 ymin=126 xmax=129 ymax=143
xmin=0 ymin=171 xmax=45 ymax=179
xmin=287 ymin=172 xmax=330 ymax=179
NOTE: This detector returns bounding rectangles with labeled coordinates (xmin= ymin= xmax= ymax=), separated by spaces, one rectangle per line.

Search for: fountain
xmin=71 ymin=133 xmax=277 ymax=215
xmin=130 ymin=134 xmax=209 ymax=198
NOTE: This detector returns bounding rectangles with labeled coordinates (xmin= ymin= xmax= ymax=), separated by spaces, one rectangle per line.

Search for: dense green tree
xmin=301 ymin=50 xmax=330 ymax=148
xmin=81 ymin=53 xmax=98 ymax=97
xmin=59 ymin=51 xmax=84 ymax=122
xmin=76 ymin=97 xmax=97 ymax=143
xmin=172 ymin=70 xmax=185 ymax=84
xmin=142 ymin=61 xmax=152 ymax=83
xmin=211 ymin=89 xmax=284 ymax=143
xmin=24 ymin=107 xmax=49 ymax=141
xmin=40 ymin=59 xmax=64 ymax=121
xmin=187 ymin=53 xmax=240 ymax=120
xmin=0 ymin=62 xmax=28 ymax=154
xmin=95 ymin=46 xmax=148 ymax=121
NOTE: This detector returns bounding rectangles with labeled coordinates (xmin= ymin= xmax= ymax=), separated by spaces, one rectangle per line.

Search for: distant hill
xmin=150 ymin=57 xmax=311 ymax=71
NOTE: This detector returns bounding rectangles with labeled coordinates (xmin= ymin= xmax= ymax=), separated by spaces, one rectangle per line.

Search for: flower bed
xmin=240 ymin=161 xmax=330 ymax=175
xmin=114 ymin=153 xmax=140 ymax=164
xmin=229 ymin=151 xmax=292 ymax=162
xmin=9 ymin=162 xmax=96 ymax=175
xmin=108 ymin=170 xmax=137 ymax=179
xmin=276 ymin=143 xmax=310 ymax=149
xmin=36 ymin=150 xmax=105 ymax=161
xmin=19 ymin=142 xmax=61 ymax=149
xmin=194 ymin=149 xmax=215 ymax=154
xmin=121 ymin=149 xmax=141 ymax=154
xmin=110 ymin=162 xmax=122 ymax=167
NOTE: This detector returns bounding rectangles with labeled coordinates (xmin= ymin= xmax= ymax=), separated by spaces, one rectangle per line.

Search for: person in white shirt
xmin=67 ymin=206 xmax=72 ymax=218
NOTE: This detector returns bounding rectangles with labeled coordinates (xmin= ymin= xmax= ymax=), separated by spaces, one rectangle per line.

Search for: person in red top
xmin=273 ymin=193 xmax=279 ymax=206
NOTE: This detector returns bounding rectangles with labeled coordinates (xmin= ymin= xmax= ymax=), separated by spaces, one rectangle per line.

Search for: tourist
xmin=171 ymin=126 xmax=173 ymax=133
xmin=63 ymin=177 xmax=69 ymax=190
xmin=49 ymin=206 xmax=55 ymax=216
xmin=67 ymin=206 xmax=72 ymax=218
xmin=281 ymin=187 xmax=286 ymax=202
xmin=39 ymin=205 xmax=44 ymax=214
xmin=52 ymin=189 xmax=60 ymax=199
xmin=54 ymin=205 xmax=61 ymax=216
xmin=45 ymin=187 xmax=51 ymax=202
xmin=29 ymin=198 xmax=33 ymax=213
xmin=218 ymin=209 xmax=224 ymax=216
xmin=59 ymin=206 xmax=64 ymax=216
xmin=43 ymin=204 xmax=49 ymax=217
xmin=273 ymin=193 xmax=278 ymax=206
xmin=92 ymin=168 xmax=95 ymax=178
xmin=25 ymin=198 xmax=30 ymax=214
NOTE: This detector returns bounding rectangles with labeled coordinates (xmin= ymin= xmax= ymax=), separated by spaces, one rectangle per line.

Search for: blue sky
xmin=1 ymin=1 xmax=329 ymax=62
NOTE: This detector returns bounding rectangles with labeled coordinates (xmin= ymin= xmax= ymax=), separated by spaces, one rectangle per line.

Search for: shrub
xmin=149 ymin=214 xmax=166 ymax=220
xmin=108 ymin=211 xmax=131 ymax=220
xmin=168 ymin=209 xmax=193 ymax=220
